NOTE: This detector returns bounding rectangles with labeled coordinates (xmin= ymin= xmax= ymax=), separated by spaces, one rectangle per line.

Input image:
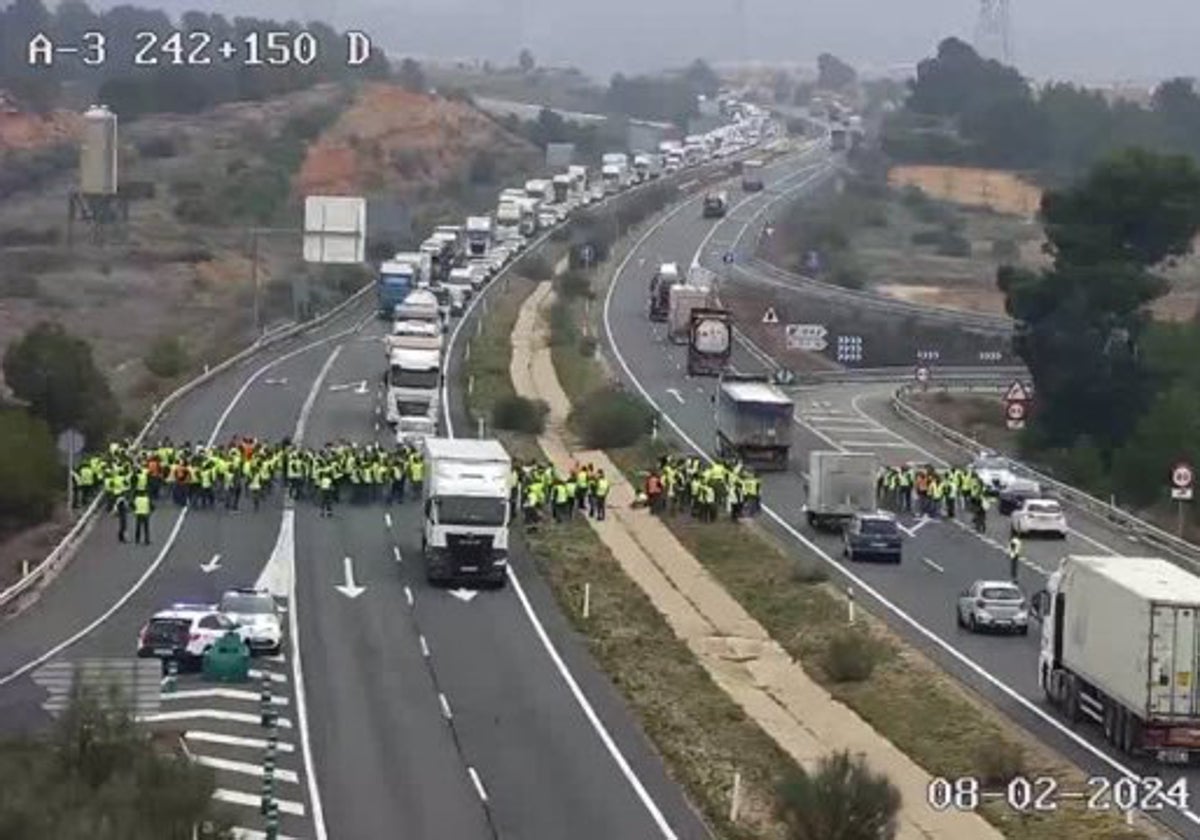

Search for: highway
xmin=601 ymin=148 xmax=1200 ymax=839
xmin=0 ymin=212 xmax=714 ymax=838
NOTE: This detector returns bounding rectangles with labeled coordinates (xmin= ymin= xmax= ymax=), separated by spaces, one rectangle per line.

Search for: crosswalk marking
xmin=196 ymin=755 xmax=300 ymax=784
xmin=185 ymin=730 xmax=296 ymax=753
xmin=214 ymin=788 xmax=306 ymax=816
xmin=139 ymin=710 xmax=293 ymax=728
xmin=162 ymin=688 xmax=289 ymax=706
xmin=247 ymin=668 xmax=288 ymax=684
xmin=231 ymin=829 xmax=300 ymax=840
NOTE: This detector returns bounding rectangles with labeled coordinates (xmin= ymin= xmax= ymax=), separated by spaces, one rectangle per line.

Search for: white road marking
xmin=419 ymin=635 xmax=430 ymax=657
xmin=196 ymin=755 xmax=300 ymax=784
xmin=186 ymin=730 xmax=295 ymax=753
xmin=214 ymin=789 xmax=306 ymax=817
xmin=439 ymin=692 xmax=453 ymax=720
xmin=247 ymin=668 xmax=287 ymax=684
xmin=839 ymin=440 xmax=914 ymax=448
xmin=404 ymin=585 xmax=414 ymax=606
xmin=138 ymin=710 xmax=293 ymax=728
xmin=468 ymin=766 xmax=489 ymax=802
xmin=922 ymin=557 xmax=945 ymax=574
xmin=666 ymin=387 xmax=685 ymax=404
xmin=163 ymin=688 xmax=288 ymax=706
xmin=384 ymin=512 xmax=393 ymax=528
xmin=603 ymin=208 xmax=1200 ymax=828
xmin=393 ymin=545 xmax=402 ymax=563
xmin=231 ymin=829 xmax=300 ymax=840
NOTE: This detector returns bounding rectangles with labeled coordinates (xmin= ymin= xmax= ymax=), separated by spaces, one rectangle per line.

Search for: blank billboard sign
xmin=303 ymin=195 xmax=366 ymax=263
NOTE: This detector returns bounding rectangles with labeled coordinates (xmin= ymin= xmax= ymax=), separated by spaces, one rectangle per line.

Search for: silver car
xmin=957 ymin=580 xmax=1029 ymax=635
xmin=219 ymin=588 xmax=283 ymax=654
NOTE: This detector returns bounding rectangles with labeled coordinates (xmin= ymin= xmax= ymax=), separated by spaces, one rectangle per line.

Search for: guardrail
xmin=891 ymin=383 xmax=1200 ymax=565
xmin=0 ymin=281 xmax=375 ymax=613
xmin=788 ymin=365 xmax=1030 ymax=386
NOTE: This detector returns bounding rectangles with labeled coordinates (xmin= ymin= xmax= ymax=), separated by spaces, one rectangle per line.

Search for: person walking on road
xmin=114 ymin=494 xmax=129 ymax=543
xmin=1007 ymin=535 xmax=1022 ymax=581
xmin=133 ymin=490 xmax=152 ymax=545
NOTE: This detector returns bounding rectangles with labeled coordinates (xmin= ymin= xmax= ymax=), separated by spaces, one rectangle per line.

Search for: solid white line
xmin=384 ymin=513 xmax=393 ymax=528
xmin=163 ymin=688 xmax=288 ymax=706
xmin=922 ymin=557 xmax=945 ymax=574
xmin=185 ymin=730 xmax=295 ymax=753
xmin=839 ymin=440 xmax=914 ymax=448
xmin=294 ymin=346 xmax=343 ymax=445
xmin=602 ymin=202 xmax=1200 ymax=828
xmin=0 ymin=327 xmax=359 ymax=689
xmin=138 ymin=710 xmax=293 ymax=728
xmin=404 ymin=586 xmax=414 ymax=607
xmin=195 ymin=755 xmax=299 ymax=784
xmin=247 ymin=669 xmax=287 ymax=684
xmin=468 ymin=766 xmax=489 ymax=802
xmin=393 ymin=545 xmax=402 ymax=563
xmin=792 ymin=413 xmax=845 ymax=451
xmin=439 ymin=692 xmax=453 ymax=720
xmin=214 ymin=788 xmax=306 ymax=817
xmin=419 ymin=635 xmax=430 ymax=657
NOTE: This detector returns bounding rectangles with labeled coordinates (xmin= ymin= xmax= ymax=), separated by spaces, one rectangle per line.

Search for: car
xmin=957 ymin=580 xmax=1029 ymax=634
xmin=446 ymin=285 xmax=467 ymax=317
xmin=137 ymin=603 xmax=249 ymax=666
xmin=970 ymin=452 xmax=1018 ymax=494
xmin=1010 ymin=497 xmax=1067 ymax=538
xmin=842 ymin=511 xmax=903 ymax=563
xmin=997 ymin=477 xmax=1042 ymax=515
xmin=466 ymin=262 xmax=490 ymax=291
xmin=219 ymin=588 xmax=283 ymax=654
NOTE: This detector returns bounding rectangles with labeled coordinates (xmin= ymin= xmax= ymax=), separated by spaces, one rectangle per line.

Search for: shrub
xmin=937 ymin=233 xmax=972 ymax=258
xmin=492 ymin=395 xmax=549 ymax=434
xmin=777 ymin=750 xmax=901 ymax=840
xmin=793 ymin=562 xmax=829 ymax=584
xmin=974 ymin=739 xmax=1026 ymax=785
xmin=899 ymin=184 xmax=929 ymax=208
xmin=569 ymin=387 xmax=653 ymax=448
xmin=832 ymin=266 xmax=866 ymax=290
xmin=0 ymin=227 xmax=58 ymax=246
xmin=578 ymin=336 xmax=598 ymax=358
xmin=137 ymin=135 xmax=179 ymax=158
xmin=522 ymin=255 xmax=553 ymax=281
xmin=557 ymin=271 xmax=592 ymax=299
xmin=991 ymin=238 xmax=1020 ymax=261
xmin=143 ymin=335 xmax=189 ymax=379
xmin=468 ymin=151 xmax=497 ymax=184
xmin=548 ymin=299 xmax=577 ymax=347
xmin=0 ymin=407 xmax=60 ymax=529
xmin=910 ymin=229 xmax=943 ymax=246
xmin=820 ymin=629 xmax=879 ymax=683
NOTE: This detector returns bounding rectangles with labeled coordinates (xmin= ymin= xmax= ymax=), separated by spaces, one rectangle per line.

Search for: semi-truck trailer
xmin=648 ymin=262 xmax=682 ymax=321
xmin=715 ymin=378 xmax=794 ymax=470
xmin=668 ymin=284 xmax=714 ymax=344
xmin=421 ymin=437 xmax=512 ymax=587
xmin=803 ymin=451 xmax=879 ymax=530
xmin=1035 ymin=555 xmax=1200 ymax=763
xmin=385 ymin=346 xmax=440 ymax=441
xmin=376 ymin=261 xmax=415 ymax=317
xmin=687 ymin=307 xmax=732 ymax=376
xmin=465 ymin=215 xmax=493 ymax=258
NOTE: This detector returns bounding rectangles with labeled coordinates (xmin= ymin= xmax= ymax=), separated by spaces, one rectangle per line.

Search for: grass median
xmin=462 ymin=265 xmax=801 ymax=839
xmin=548 ymin=268 xmax=1155 ymax=840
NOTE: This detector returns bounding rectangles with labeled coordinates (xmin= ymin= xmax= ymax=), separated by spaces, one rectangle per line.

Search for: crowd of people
xmin=875 ymin=462 xmax=997 ymax=531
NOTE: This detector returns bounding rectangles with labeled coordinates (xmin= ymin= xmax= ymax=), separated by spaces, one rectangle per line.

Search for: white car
xmin=957 ymin=580 xmax=1030 ymax=635
xmin=466 ymin=261 xmax=491 ymax=290
xmin=138 ymin=603 xmax=251 ymax=665
xmin=970 ymin=453 xmax=1018 ymax=494
xmin=219 ymin=588 xmax=284 ymax=654
xmin=1010 ymin=498 xmax=1068 ymax=539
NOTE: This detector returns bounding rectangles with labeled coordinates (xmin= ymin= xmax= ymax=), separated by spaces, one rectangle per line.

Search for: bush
xmin=468 ymin=151 xmax=497 ymax=184
xmin=492 ymin=395 xmax=549 ymax=434
xmin=569 ymin=387 xmax=654 ymax=448
xmin=578 ymin=336 xmax=598 ymax=358
xmin=832 ymin=266 xmax=866 ymax=290
xmin=548 ymin=299 xmax=577 ymax=347
xmin=776 ymin=750 xmax=901 ymax=840
xmin=143 ymin=335 xmax=189 ymax=379
xmin=522 ymin=255 xmax=553 ymax=281
xmin=936 ymin=233 xmax=972 ymax=258
xmin=137 ymin=135 xmax=180 ymax=158
xmin=793 ymin=562 xmax=829 ymax=584
xmin=557 ymin=271 xmax=592 ymax=299
xmin=910 ymin=229 xmax=943 ymax=246
xmin=0 ymin=408 xmax=60 ymax=529
xmin=820 ymin=629 xmax=879 ymax=683
xmin=974 ymin=739 xmax=1026 ymax=785
xmin=991 ymin=238 xmax=1020 ymax=261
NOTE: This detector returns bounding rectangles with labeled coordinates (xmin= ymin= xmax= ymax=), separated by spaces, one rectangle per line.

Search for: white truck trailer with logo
xmin=421 ymin=437 xmax=512 ymax=588
xmin=1034 ymin=555 xmax=1200 ymax=764
xmin=567 ymin=165 xmax=589 ymax=200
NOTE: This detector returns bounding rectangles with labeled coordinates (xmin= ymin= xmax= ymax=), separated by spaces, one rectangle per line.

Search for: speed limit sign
xmin=1172 ymin=462 xmax=1194 ymax=501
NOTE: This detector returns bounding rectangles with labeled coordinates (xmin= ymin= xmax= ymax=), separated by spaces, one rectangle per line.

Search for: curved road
xmin=602 ymin=150 xmax=1200 ymax=839
xmin=0 ymin=232 xmax=713 ymax=836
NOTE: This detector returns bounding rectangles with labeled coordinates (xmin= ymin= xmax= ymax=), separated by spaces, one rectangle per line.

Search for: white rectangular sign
xmin=1172 ymin=487 xmax=1194 ymax=501
xmin=303 ymin=195 xmax=366 ymax=264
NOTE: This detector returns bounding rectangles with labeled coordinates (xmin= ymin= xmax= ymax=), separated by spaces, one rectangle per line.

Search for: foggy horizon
xmin=76 ymin=0 xmax=1200 ymax=85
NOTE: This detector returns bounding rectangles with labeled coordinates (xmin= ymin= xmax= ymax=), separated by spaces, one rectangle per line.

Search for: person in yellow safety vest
xmin=389 ymin=459 xmax=407 ymax=504
xmin=701 ymin=480 xmax=717 ymax=522
xmin=318 ymin=470 xmax=334 ymax=517
xmin=73 ymin=462 xmax=95 ymax=508
xmin=742 ymin=473 xmax=761 ymax=516
xmin=564 ymin=475 xmax=577 ymax=518
xmin=409 ymin=455 xmax=425 ymax=499
xmin=729 ymin=474 xmax=745 ymax=521
xmin=973 ymin=491 xmax=990 ymax=533
xmin=574 ymin=465 xmax=589 ymax=514
xmin=133 ymin=489 xmax=152 ymax=545
xmin=592 ymin=471 xmax=610 ymax=520
xmin=1008 ymin=535 xmax=1022 ymax=581
xmin=508 ymin=465 xmax=521 ymax=518
xmin=249 ymin=466 xmax=265 ymax=511
xmin=945 ymin=470 xmax=958 ymax=519
xmin=113 ymin=492 xmax=130 ymax=543
xmin=552 ymin=480 xmax=571 ymax=523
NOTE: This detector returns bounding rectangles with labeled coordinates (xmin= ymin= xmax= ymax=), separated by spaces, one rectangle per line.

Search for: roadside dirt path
xmin=509 ymin=281 xmax=1002 ymax=840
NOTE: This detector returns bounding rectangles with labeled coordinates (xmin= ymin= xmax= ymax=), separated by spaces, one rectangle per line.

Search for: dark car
xmin=997 ymin=478 xmax=1042 ymax=516
xmin=843 ymin=512 xmax=903 ymax=563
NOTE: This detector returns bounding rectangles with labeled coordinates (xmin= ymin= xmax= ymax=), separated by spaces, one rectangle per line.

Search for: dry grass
xmin=888 ymin=165 xmax=1043 ymax=217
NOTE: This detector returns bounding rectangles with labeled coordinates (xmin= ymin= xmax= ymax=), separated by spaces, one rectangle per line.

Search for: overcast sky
xmin=89 ymin=0 xmax=1200 ymax=84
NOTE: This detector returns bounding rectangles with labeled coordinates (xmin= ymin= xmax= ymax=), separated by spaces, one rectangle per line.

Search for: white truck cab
xmin=421 ymin=437 xmax=512 ymax=587
xmin=385 ymin=347 xmax=441 ymax=442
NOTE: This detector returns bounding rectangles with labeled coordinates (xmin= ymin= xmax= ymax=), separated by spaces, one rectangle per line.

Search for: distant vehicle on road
xmin=997 ymin=477 xmax=1041 ymax=515
xmin=842 ymin=511 xmax=902 ymax=563
xmin=957 ymin=580 xmax=1029 ymax=635
xmin=702 ymin=191 xmax=728 ymax=218
xmin=970 ymin=453 xmax=1018 ymax=494
xmin=219 ymin=588 xmax=282 ymax=655
xmin=1010 ymin=498 xmax=1067 ymax=539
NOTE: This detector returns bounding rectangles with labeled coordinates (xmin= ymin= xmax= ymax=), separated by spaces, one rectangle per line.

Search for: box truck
xmin=648 ymin=262 xmax=682 ymax=322
xmin=668 ymin=285 xmax=714 ymax=344
xmin=803 ymin=451 xmax=879 ymax=530
xmin=422 ymin=437 xmax=512 ymax=588
xmin=715 ymin=378 xmax=793 ymax=469
xmin=1035 ymin=555 xmax=1200 ymax=764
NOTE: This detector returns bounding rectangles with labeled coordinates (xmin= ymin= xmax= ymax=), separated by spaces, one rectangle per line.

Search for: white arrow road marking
xmin=897 ymin=516 xmax=933 ymax=538
xmin=449 ymin=589 xmax=478 ymax=603
xmin=263 ymin=378 xmax=288 ymax=386
xmin=336 ymin=556 xmax=365 ymax=599
xmin=200 ymin=553 xmax=221 ymax=574
xmin=247 ymin=668 xmax=287 ymax=684
xmin=354 ymin=380 xmax=369 ymax=395
xmin=665 ymin=387 xmax=685 ymax=404
xmin=327 ymin=383 xmax=351 ymax=392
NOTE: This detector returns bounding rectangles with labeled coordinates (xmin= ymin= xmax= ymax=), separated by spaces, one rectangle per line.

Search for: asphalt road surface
xmin=602 ymin=148 xmax=1200 ymax=840
xmin=0 ymin=228 xmax=713 ymax=837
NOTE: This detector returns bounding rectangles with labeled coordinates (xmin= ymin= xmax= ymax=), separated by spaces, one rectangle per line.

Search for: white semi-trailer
xmin=1035 ymin=555 xmax=1200 ymax=764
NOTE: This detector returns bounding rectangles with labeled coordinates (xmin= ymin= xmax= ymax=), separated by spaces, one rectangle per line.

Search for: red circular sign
xmin=1006 ymin=402 xmax=1026 ymax=421
xmin=1172 ymin=463 xmax=1194 ymax=488
xmin=915 ymin=366 xmax=929 ymax=382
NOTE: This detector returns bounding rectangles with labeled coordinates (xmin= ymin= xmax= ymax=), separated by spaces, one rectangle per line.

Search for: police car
xmin=136 ymin=603 xmax=250 ymax=665
xmin=219 ymin=587 xmax=283 ymax=655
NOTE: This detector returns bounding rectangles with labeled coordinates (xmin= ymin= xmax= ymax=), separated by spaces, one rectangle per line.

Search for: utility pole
xmin=975 ymin=0 xmax=1013 ymax=65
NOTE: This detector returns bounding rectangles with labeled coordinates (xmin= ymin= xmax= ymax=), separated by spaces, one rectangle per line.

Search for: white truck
xmin=391 ymin=288 xmax=441 ymax=327
xmin=1034 ymin=555 xmax=1200 ymax=764
xmin=496 ymin=201 xmax=522 ymax=238
xmin=524 ymin=179 xmax=552 ymax=204
xmin=551 ymin=174 xmax=572 ymax=206
xmin=465 ymin=215 xmax=493 ymax=258
xmin=742 ymin=159 xmax=765 ymax=192
xmin=803 ymin=451 xmax=879 ymax=531
xmin=516 ymin=197 xmax=539 ymax=237
xmin=567 ymin=165 xmax=589 ymax=201
xmin=385 ymin=346 xmax=441 ymax=441
xmin=633 ymin=152 xmax=661 ymax=182
xmin=445 ymin=267 xmax=475 ymax=310
xmin=421 ymin=437 xmax=512 ymax=588
xmin=600 ymin=164 xmax=623 ymax=195
xmin=386 ymin=319 xmax=443 ymax=360
xmin=432 ymin=225 xmax=465 ymax=262
xmin=667 ymin=284 xmax=714 ymax=344
xmin=389 ymin=251 xmax=433 ymax=288
xmin=715 ymin=379 xmax=794 ymax=471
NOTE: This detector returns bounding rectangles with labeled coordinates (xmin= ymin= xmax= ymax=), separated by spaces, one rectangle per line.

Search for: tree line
xmin=0 ymin=0 xmax=389 ymax=118
xmin=884 ymin=36 xmax=1200 ymax=181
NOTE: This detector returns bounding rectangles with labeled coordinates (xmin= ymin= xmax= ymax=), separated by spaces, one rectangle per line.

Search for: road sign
xmin=836 ymin=335 xmax=863 ymax=363
xmin=56 ymin=428 xmax=84 ymax=461
xmin=1005 ymin=401 xmax=1027 ymax=430
xmin=915 ymin=366 xmax=929 ymax=383
xmin=1172 ymin=463 xmax=1194 ymax=490
xmin=979 ymin=350 xmax=1003 ymax=362
xmin=303 ymin=195 xmax=366 ymax=264
xmin=723 ymin=251 xmax=735 ymax=264
xmin=916 ymin=349 xmax=940 ymax=362
xmin=1173 ymin=487 xmax=1195 ymax=501
xmin=785 ymin=324 xmax=828 ymax=351
xmin=1004 ymin=381 xmax=1031 ymax=402
xmin=762 ymin=307 xmax=779 ymax=325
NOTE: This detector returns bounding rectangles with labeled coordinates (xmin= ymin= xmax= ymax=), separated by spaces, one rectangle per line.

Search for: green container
xmin=202 ymin=631 xmax=251 ymax=682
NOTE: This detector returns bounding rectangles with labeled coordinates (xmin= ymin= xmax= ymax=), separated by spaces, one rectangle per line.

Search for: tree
xmin=2 ymin=321 xmax=118 ymax=448
xmin=776 ymin=750 xmax=901 ymax=840
xmin=683 ymin=58 xmax=720 ymax=97
xmin=518 ymin=48 xmax=535 ymax=74
xmin=397 ymin=58 xmax=426 ymax=93
xmin=906 ymin=38 xmax=1030 ymax=118
xmin=0 ymin=685 xmax=231 ymax=839
xmin=0 ymin=408 xmax=60 ymax=530
xmin=817 ymin=53 xmax=857 ymax=92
